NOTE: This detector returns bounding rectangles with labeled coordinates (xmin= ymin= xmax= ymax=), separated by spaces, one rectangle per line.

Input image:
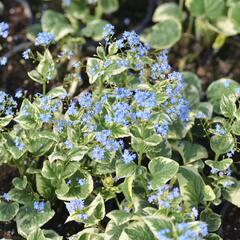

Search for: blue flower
xmin=77 ymin=178 xmax=86 ymax=186
xmin=112 ymin=102 xmax=132 ymax=125
xmin=136 ymin=110 xmax=151 ymax=120
xmin=67 ymin=102 xmax=77 ymax=116
xmin=78 ymin=213 xmax=88 ymax=220
xmin=92 ymin=146 xmax=105 ymax=161
xmin=66 ymin=199 xmax=85 ymax=215
xmin=215 ymin=124 xmax=225 ymax=135
xmin=64 ymin=140 xmax=73 ymax=149
xmin=72 ymin=61 xmax=80 ymax=68
xmin=40 ymin=113 xmax=52 ymax=123
xmin=148 ymin=194 xmax=156 ymax=203
xmin=96 ymin=130 xmax=112 ymax=145
xmin=115 ymin=88 xmax=132 ymax=99
xmin=3 ymin=192 xmax=10 ymax=202
xmin=115 ymin=39 xmax=124 ymax=49
xmin=199 ymin=222 xmax=208 ymax=236
xmin=14 ymin=138 xmax=24 ymax=151
xmin=155 ymin=121 xmax=169 ymax=136
xmin=134 ymin=90 xmax=157 ymax=109
xmin=63 ymin=0 xmax=71 ymax=6
xmin=15 ymin=89 xmax=23 ymax=98
xmin=34 ymin=201 xmax=45 ymax=212
xmin=123 ymin=31 xmax=140 ymax=47
xmin=0 ymin=56 xmax=7 ymax=66
xmin=191 ymin=207 xmax=198 ymax=219
xmin=0 ymin=22 xmax=9 ymax=38
xmin=35 ymin=32 xmax=55 ymax=46
xmin=22 ymin=49 xmax=31 ymax=60
xmin=122 ymin=149 xmax=136 ymax=164
xmin=157 ymin=229 xmax=171 ymax=240
xmin=103 ymin=24 xmax=115 ymax=43
xmin=79 ymin=92 xmax=93 ymax=109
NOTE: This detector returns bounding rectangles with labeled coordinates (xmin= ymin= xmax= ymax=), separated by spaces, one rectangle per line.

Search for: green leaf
xmin=149 ymin=157 xmax=179 ymax=189
xmin=0 ymin=202 xmax=19 ymax=221
xmin=116 ymin=161 xmax=137 ymax=179
xmin=3 ymin=133 xmax=26 ymax=159
xmin=28 ymin=70 xmax=43 ymax=84
xmin=153 ymin=3 xmax=182 ymax=22
xmin=204 ymin=0 xmax=225 ymax=20
xmin=41 ymin=10 xmax=73 ymax=41
xmin=143 ymin=216 xmax=173 ymax=238
xmin=69 ymin=228 xmax=103 ymax=240
xmin=15 ymin=99 xmax=40 ymax=130
xmin=67 ymin=194 xmax=105 ymax=226
xmin=232 ymin=120 xmax=240 ymax=135
xmin=82 ymin=20 xmax=109 ymax=41
xmin=16 ymin=202 xmax=55 ymax=238
xmin=12 ymin=176 xmax=27 ymax=190
xmin=228 ymin=2 xmax=240 ymax=28
xmin=223 ymin=183 xmax=240 ymax=207
xmin=200 ymin=208 xmax=221 ymax=232
xmin=98 ymin=0 xmax=119 ymax=14
xmin=210 ymin=134 xmax=234 ymax=155
xmin=207 ymin=78 xmax=239 ymax=113
xmin=185 ymin=0 xmax=205 ymax=16
xmin=168 ymin=118 xmax=194 ymax=139
xmin=47 ymin=86 xmax=67 ymax=99
xmin=178 ymin=166 xmax=205 ymax=207
xmin=107 ymin=210 xmax=133 ymax=225
xmin=42 ymin=161 xmax=79 ymax=181
xmin=220 ymin=95 xmax=236 ymax=118
xmin=36 ymin=174 xmax=55 ymax=200
xmin=105 ymin=221 xmax=127 ymax=240
xmin=57 ymin=169 xmax=93 ymax=200
xmin=141 ymin=19 xmax=182 ymax=49
xmin=37 ymin=49 xmax=56 ymax=82
xmin=121 ymin=176 xmax=134 ymax=203
xmin=206 ymin=233 xmax=223 ymax=240
xmin=205 ymin=159 xmax=233 ymax=171
xmin=146 ymin=140 xmax=172 ymax=159
xmin=182 ymin=71 xmax=202 ymax=93
xmin=66 ymin=0 xmax=89 ymax=21
xmin=8 ymin=186 xmax=36 ymax=204
xmin=0 ymin=115 xmax=12 ymax=128
xmin=68 ymin=146 xmax=89 ymax=161
xmin=119 ymin=221 xmax=155 ymax=240
xmin=204 ymin=185 xmax=216 ymax=201
xmin=171 ymin=140 xmax=208 ymax=164
xmin=27 ymin=229 xmax=62 ymax=240
xmin=196 ymin=102 xmax=213 ymax=119
xmin=86 ymin=58 xmax=103 ymax=84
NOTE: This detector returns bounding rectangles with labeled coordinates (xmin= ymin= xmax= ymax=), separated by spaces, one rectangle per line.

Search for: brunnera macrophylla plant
xmin=0 ymin=24 xmax=239 ymax=240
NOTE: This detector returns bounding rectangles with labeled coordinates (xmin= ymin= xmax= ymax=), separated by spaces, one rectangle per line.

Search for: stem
xmin=138 ymin=123 xmax=145 ymax=166
xmin=187 ymin=16 xmax=194 ymax=34
xmin=214 ymin=154 xmax=219 ymax=161
xmin=179 ymin=0 xmax=185 ymax=12
xmin=43 ymin=80 xmax=46 ymax=95
xmin=115 ymin=196 xmax=121 ymax=209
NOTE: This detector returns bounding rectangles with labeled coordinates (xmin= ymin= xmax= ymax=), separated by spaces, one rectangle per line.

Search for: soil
xmin=0 ymin=0 xmax=240 ymax=239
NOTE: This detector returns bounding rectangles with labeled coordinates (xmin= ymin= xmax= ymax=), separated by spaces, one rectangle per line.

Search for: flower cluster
xmin=215 ymin=124 xmax=226 ymax=135
xmin=0 ymin=22 xmax=9 ymax=38
xmin=148 ymin=184 xmax=180 ymax=209
xmin=0 ymin=91 xmax=17 ymax=116
xmin=157 ymin=222 xmax=208 ymax=240
xmin=66 ymin=199 xmax=88 ymax=221
xmin=35 ymin=32 xmax=55 ymax=47
xmin=33 ymin=201 xmax=45 ymax=213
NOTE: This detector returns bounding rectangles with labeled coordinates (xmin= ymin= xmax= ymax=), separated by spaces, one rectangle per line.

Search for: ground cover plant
xmin=0 ymin=0 xmax=240 ymax=240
